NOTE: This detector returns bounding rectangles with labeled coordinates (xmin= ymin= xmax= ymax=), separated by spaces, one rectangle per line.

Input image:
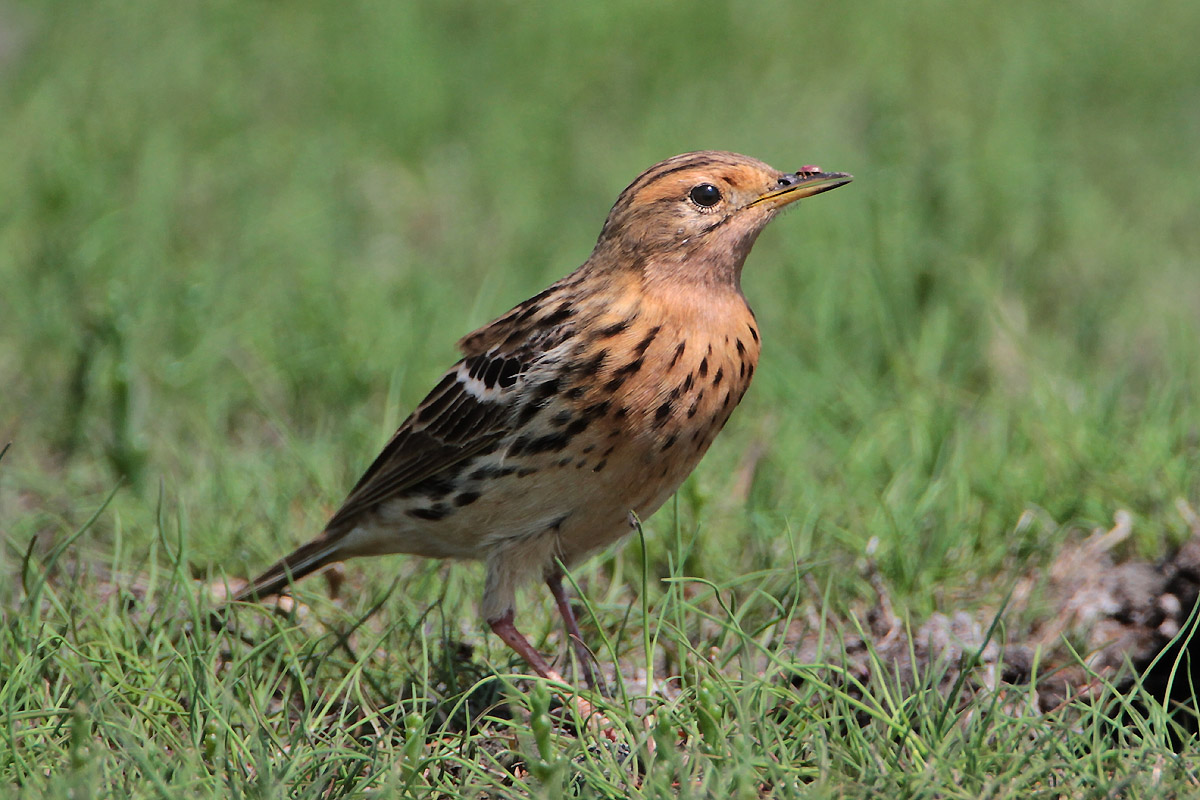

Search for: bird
xmin=232 ymin=151 xmax=851 ymax=689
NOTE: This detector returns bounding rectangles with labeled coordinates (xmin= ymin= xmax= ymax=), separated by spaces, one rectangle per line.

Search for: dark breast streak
xmin=502 ymin=295 xmax=761 ymax=499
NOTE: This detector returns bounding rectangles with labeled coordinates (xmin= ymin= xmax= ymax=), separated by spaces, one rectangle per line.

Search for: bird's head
xmin=592 ymin=151 xmax=851 ymax=288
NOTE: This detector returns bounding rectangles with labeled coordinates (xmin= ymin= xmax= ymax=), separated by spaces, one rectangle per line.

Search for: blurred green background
xmin=2 ymin=0 xmax=1199 ymax=606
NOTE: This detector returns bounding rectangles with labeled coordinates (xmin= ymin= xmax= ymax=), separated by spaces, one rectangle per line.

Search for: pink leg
xmin=488 ymin=610 xmax=563 ymax=682
xmin=490 ymin=602 xmax=615 ymax=738
xmin=546 ymin=573 xmax=606 ymax=694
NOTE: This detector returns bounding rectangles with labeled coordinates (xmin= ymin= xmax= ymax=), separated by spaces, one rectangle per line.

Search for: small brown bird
xmin=235 ymin=151 xmax=850 ymax=686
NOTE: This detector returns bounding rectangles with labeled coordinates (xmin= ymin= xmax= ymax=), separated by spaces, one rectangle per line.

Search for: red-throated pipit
xmin=234 ymin=151 xmax=851 ymax=688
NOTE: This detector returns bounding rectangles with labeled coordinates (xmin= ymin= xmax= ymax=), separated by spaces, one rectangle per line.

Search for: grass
xmin=2 ymin=0 xmax=1200 ymax=795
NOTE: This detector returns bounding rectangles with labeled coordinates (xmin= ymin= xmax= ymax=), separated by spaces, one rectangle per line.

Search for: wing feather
xmin=236 ymin=278 xmax=590 ymax=600
xmin=324 ymin=363 xmax=515 ymax=531
xmin=323 ymin=280 xmax=584 ymax=533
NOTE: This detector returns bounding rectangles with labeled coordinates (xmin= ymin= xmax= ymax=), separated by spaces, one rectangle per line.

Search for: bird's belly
xmin=361 ymin=427 xmax=698 ymax=566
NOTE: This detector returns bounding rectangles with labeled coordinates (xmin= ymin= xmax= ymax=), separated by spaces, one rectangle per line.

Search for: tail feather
xmin=233 ymin=534 xmax=342 ymax=603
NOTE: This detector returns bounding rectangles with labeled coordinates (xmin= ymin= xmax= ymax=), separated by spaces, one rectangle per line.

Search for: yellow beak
xmin=750 ymin=170 xmax=853 ymax=210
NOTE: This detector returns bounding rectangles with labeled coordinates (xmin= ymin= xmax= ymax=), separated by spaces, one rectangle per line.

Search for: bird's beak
xmin=750 ymin=170 xmax=853 ymax=210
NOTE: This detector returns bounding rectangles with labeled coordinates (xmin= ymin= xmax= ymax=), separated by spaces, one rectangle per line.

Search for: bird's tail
xmin=232 ymin=533 xmax=343 ymax=603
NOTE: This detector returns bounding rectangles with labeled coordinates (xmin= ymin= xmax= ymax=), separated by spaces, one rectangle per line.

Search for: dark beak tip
xmin=801 ymin=170 xmax=852 ymax=182
xmin=780 ymin=169 xmax=854 ymax=189
xmin=756 ymin=168 xmax=853 ymax=207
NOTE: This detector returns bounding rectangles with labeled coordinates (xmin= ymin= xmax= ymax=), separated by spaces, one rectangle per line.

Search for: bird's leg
xmin=489 ymin=607 xmax=615 ymax=739
xmin=488 ymin=610 xmax=564 ymax=682
xmin=546 ymin=572 xmax=607 ymax=696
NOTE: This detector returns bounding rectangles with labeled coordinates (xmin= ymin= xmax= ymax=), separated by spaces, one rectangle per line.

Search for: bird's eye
xmin=688 ymin=183 xmax=722 ymax=208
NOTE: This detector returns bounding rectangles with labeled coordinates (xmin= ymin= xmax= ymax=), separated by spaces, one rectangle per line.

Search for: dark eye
xmin=688 ymin=183 xmax=722 ymax=207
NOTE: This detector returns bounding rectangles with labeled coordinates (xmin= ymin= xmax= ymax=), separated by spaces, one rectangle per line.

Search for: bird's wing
xmin=324 ymin=270 xmax=587 ymax=532
xmin=322 ymin=331 xmax=565 ymax=532
xmin=235 ymin=346 xmax=534 ymax=600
